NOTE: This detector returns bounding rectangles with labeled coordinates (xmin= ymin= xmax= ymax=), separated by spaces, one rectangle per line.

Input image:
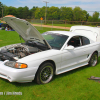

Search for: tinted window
xmin=81 ymin=36 xmax=90 ymax=45
xmin=68 ymin=36 xmax=81 ymax=47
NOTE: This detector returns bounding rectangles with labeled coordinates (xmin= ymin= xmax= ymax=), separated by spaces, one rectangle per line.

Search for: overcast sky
xmin=1 ymin=0 xmax=100 ymax=15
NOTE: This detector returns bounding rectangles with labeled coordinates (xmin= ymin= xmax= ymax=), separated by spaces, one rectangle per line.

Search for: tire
xmin=89 ymin=52 xmax=98 ymax=66
xmin=35 ymin=62 xmax=54 ymax=84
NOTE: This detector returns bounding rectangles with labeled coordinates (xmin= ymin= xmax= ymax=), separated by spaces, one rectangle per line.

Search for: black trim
xmin=43 ymin=40 xmax=51 ymax=49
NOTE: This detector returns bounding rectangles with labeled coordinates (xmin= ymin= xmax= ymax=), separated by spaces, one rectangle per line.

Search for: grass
xmin=31 ymin=22 xmax=96 ymax=27
xmin=0 ymin=27 xmax=69 ymax=47
xmin=0 ymin=30 xmax=23 ymax=47
xmin=0 ymin=28 xmax=100 ymax=100
xmin=32 ymin=22 xmax=77 ymax=27
xmin=35 ymin=26 xmax=69 ymax=32
xmin=47 ymin=23 xmax=77 ymax=27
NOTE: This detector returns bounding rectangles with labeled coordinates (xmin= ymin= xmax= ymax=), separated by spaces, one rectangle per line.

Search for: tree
xmin=30 ymin=6 xmax=38 ymax=19
xmin=92 ymin=11 xmax=99 ymax=22
xmin=47 ymin=6 xmax=60 ymax=20
xmin=4 ymin=6 xmax=17 ymax=17
xmin=60 ymin=7 xmax=73 ymax=21
xmin=17 ymin=7 xmax=24 ymax=18
xmin=23 ymin=6 xmax=29 ymax=19
xmin=87 ymin=12 xmax=99 ymax=22
xmin=0 ymin=3 xmax=99 ymax=22
xmin=87 ymin=16 xmax=93 ymax=22
xmin=86 ymin=13 xmax=89 ymax=21
xmin=0 ymin=2 xmax=3 ymax=17
xmin=17 ymin=6 xmax=29 ymax=19
xmin=82 ymin=10 xmax=89 ymax=21
xmin=35 ymin=6 xmax=45 ymax=19
xmin=73 ymin=7 xmax=87 ymax=21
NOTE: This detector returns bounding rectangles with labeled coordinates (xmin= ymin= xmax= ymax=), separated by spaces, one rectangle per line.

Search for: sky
xmin=0 ymin=0 xmax=100 ymax=15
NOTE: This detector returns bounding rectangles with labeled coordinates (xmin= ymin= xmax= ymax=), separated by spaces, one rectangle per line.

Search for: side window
xmin=81 ymin=36 xmax=90 ymax=45
xmin=68 ymin=36 xmax=81 ymax=47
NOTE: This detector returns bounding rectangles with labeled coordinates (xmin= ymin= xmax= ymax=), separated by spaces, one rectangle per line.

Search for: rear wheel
xmin=35 ymin=62 xmax=54 ymax=84
xmin=89 ymin=52 xmax=98 ymax=66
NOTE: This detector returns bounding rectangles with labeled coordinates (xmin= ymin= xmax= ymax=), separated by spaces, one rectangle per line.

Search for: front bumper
xmin=0 ymin=61 xmax=37 ymax=82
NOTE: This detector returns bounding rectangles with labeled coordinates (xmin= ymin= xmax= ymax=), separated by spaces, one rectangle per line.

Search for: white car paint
xmin=0 ymin=17 xmax=100 ymax=83
xmin=70 ymin=25 xmax=100 ymax=42
xmin=3 ymin=17 xmax=51 ymax=49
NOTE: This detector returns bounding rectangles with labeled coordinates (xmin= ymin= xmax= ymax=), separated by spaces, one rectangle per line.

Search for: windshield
xmin=42 ymin=32 xmax=69 ymax=50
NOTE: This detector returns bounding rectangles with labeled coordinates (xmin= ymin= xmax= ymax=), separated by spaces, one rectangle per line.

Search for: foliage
xmin=92 ymin=11 xmax=100 ymax=22
xmin=60 ymin=7 xmax=73 ymax=21
xmin=17 ymin=7 xmax=24 ymax=19
xmin=4 ymin=6 xmax=18 ymax=17
xmin=47 ymin=6 xmax=60 ymax=20
xmin=35 ymin=6 xmax=45 ymax=19
xmin=0 ymin=2 xmax=3 ymax=17
xmin=87 ymin=12 xmax=100 ymax=22
xmin=0 ymin=1 xmax=100 ymax=22
xmin=0 ymin=2 xmax=3 ymax=7
xmin=87 ymin=16 xmax=93 ymax=22
xmin=30 ymin=6 xmax=38 ymax=19
xmin=73 ymin=7 xmax=89 ymax=21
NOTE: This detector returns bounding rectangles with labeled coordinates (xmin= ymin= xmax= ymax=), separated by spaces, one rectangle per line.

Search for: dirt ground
xmin=32 ymin=24 xmax=70 ymax=30
xmin=1 ymin=20 xmax=70 ymax=30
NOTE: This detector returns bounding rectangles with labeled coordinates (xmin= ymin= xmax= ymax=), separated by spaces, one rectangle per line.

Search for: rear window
xmin=81 ymin=36 xmax=90 ymax=45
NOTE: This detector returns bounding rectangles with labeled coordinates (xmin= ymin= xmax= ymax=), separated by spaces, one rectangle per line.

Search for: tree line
xmin=0 ymin=2 xmax=100 ymax=22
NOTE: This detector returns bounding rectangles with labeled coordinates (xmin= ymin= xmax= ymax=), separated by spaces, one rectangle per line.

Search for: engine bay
xmin=0 ymin=41 xmax=48 ymax=61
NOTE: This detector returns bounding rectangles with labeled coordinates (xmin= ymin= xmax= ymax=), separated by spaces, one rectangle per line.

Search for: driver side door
xmin=60 ymin=36 xmax=90 ymax=73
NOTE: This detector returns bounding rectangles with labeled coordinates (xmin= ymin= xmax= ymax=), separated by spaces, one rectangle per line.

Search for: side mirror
xmin=64 ymin=45 xmax=74 ymax=50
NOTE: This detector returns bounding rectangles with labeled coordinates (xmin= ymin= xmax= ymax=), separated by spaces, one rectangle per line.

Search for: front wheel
xmin=35 ymin=62 xmax=54 ymax=84
xmin=89 ymin=52 xmax=98 ymax=66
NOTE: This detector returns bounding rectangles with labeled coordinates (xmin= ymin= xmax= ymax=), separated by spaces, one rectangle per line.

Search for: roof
xmin=70 ymin=25 xmax=100 ymax=36
xmin=47 ymin=30 xmax=88 ymax=37
xmin=70 ymin=25 xmax=100 ymax=42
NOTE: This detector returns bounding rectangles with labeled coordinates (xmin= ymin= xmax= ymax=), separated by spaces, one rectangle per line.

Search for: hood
xmin=3 ymin=16 xmax=51 ymax=49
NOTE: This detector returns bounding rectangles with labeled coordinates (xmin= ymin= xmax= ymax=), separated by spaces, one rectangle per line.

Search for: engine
xmin=0 ymin=43 xmax=41 ymax=61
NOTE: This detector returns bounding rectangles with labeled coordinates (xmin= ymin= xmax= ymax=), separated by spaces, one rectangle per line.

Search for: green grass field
xmin=31 ymin=22 xmax=96 ymax=27
xmin=0 ymin=28 xmax=100 ymax=100
xmin=31 ymin=22 xmax=75 ymax=27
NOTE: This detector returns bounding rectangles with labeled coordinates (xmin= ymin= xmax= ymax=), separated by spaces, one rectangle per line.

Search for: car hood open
xmin=3 ymin=16 xmax=51 ymax=49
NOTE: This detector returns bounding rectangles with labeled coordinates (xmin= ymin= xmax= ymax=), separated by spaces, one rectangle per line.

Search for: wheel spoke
xmin=40 ymin=65 xmax=53 ymax=83
xmin=90 ymin=53 xmax=98 ymax=66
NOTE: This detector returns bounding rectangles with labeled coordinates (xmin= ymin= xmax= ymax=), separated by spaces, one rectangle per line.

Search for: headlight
xmin=4 ymin=61 xmax=28 ymax=69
